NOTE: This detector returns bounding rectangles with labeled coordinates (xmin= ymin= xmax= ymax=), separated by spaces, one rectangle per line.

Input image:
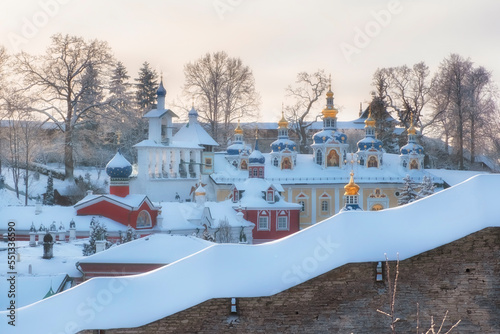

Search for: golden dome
xmin=234 ymin=120 xmax=243 ymax=135
xmin=365 ymin=106 xmax=376 ymax=128
xmin=322 ymin=107 xmax=338 ymax=118
xmin=278 ymin=111 xmax=288 ymax=129
xmin=344 ymin=171 xmax=360 ymax=196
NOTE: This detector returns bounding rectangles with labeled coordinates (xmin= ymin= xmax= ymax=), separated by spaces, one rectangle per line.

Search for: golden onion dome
xmin=365 ymin=106 xmax=376 ymax=128
xmin=234 ymin=120 xmax=243 ymax=135
xmin=322 ymin=107 xmax=338 ymax=118
xmin=407 ymin=114 xmax=417 ymax=135
xmin=344 ymin=171 xmax=360 ymax=196
xmin=278 ymin=111 xmax=288 ymax=129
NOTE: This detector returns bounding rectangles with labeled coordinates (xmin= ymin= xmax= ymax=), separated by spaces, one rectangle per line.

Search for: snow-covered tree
xmin=215 ymin=217 xmax=233 ymax=243
xmin=397 ymin=175 xmax=418 ymax=206
xmin=44 ymin=172 xmax=54 ymax=205
xmin=119 ymin=225 xmax=138 ymax=244
xmin=417 ymin=175 xmax=435 ymax=199
xmin=82 ymin=219 xmax=111 ymax=256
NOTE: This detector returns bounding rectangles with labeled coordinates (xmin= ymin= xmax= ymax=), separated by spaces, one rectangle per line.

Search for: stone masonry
xmin=80 ymin=227 xmax=500 ymax=333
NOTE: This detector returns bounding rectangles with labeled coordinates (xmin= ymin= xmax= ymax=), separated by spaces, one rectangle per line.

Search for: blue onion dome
xmin=357 ymin=136 xmax=383 ymax=151
xmin=188 ymin=106 xmax=198 ymax=117
xmin=106 ymin=151 xmax=132 ymax=178
xmin=271 ymin=138 xmax=297 ymax=152
xmin=249 ymin=148 xmax=265 ymax=164
xmin=400 ymin=142 xmax=424 ymax=155
xmin=227 ymin=143 xmax=249 ymax=156
xmin=157 ymin=80 xmax=167 ymax=97
xmin=313 ymin=130 xmax=347 ymax=145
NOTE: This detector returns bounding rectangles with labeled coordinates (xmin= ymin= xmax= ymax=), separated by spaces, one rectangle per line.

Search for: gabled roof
xmin=143 ymin=108 xmax=178 ymax=119
xmin=173 ymin=121 xmax=219 ymax=147
xmin=74 ymin=194 xmax=158 ymax=212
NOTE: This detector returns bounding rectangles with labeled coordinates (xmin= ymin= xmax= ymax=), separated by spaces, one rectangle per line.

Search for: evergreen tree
xmin=417 ymin=175 xmax=435 ymax=199
xmin=44 ymin=172 xmax=54 ymax=205
xmin=119 ymin=225 xmax=138 ymax=244
xmin=82 ymin=218 xmax=111 ymax=256
xmin=135 ymin=61 xmax=159 ymax=112
xmin=397 ymin=175 xmax=418 ymax=206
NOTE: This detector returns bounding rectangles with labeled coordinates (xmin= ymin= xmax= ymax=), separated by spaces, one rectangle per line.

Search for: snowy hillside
xmin=1 ymin=174 xmax=499 ymax=333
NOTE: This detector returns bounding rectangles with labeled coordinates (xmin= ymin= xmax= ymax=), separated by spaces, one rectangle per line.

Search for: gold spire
xmin=234 ymin=120 xmax=243 ymax=135
xmin=408 ymin=113 xmax=416 ymax=135
xmin=365 ymin=104 xmax=376 ymax=128
xmin=322 ymin=74 xmax=338 ymax=118
xmin=278 ymin=105 xmax=288 ymax=129
xmin=344 ymin=171 xmax=360 ymax=196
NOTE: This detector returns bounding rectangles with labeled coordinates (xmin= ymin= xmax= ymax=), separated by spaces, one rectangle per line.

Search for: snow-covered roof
xmin=77 ymin=234 xmax=212 ymax=265
xmin=134 ymin=139 xmax=204 ymax=149
xmin=74 ymin=193 xmax=156 ymax=211
xmin=172 ymin=109 xmax=219 ymax=147
xmin=157 ymin=200 xmax=253 ymax=232
xmin=233 ymin=178 xmax=299 ymax=209
xmin=143 ymin=108 xmax=177 ymax=119
xmin=4 ymin=174 xmax=500 ymax=333
xmin=212 ymin=152 xmax=443 ymax=185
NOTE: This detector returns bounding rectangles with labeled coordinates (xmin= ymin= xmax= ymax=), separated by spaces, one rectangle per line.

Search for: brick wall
xmin=80 ymin=227 xmax=500 ymax=334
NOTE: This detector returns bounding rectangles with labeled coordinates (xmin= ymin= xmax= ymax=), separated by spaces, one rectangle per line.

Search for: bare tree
xmin=285 ymin=70 xmax=328 ymax=153
xmin=375 ymin=63 xmax=432 ymax=130
xmin=215 ymin=217 xmax=233 ymax=243
xmin=183 ymin=51 xmax=260 ymax=146
xmin=14 ymin=34 xmax=115 ymax=181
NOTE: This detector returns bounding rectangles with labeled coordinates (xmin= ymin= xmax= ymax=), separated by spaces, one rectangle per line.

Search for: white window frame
xmin=258 ymin=216 xmax=269 ymax=231
xmin=277 ymin=216 xmax=288 ymax=231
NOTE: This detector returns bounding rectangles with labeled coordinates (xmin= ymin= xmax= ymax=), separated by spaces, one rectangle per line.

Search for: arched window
xmin=321 ymin=200 xmax=328 ymax=212
xmin=316 ymin=150 xmax=323 ymax=166
xmin=136 ymin=210 xmax=152 ymax=228
xmin=298 ymin=201 xmax=306 ymax=212
xmin=273 ymin=158 xmax=279 ymax=167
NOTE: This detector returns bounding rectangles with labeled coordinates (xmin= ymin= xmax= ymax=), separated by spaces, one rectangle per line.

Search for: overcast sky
xmin=2 ymin=0 xmax=500 ymax=122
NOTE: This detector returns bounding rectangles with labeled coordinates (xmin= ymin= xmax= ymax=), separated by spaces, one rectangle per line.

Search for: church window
xmin=253 ymin=168 xmax=258 ymax=177
xmin=233 ymin=188 xmax=239 ymax=202
xmin=258 ymin=216 xmax=269 ymax=230
xmin=266 ymin=189 xmax=274 ymax=202
xmin=316 ymin=150 xmax=323 ymax=166
xmin=232 ymin=161 xmax=238 ymax=168
xmin=359 ymin=157 xmax=364 ymax=166
xmin=277 ymin=216 xmax=288 ymax=231
xmin=259 ymin=168 xmax=264 ymax=177
xmin=136 ymin=210 xmax=152 ymax=228
xmin=299 ymin=200 xmax=306 ymax=212
xmin=273 ymin=158 xmax=279 ymax=167
xmin=321 ymin=200 xmax=329 ymax=212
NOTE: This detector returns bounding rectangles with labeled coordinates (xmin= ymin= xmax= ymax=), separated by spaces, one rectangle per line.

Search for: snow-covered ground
xmin=0 ymin=174 xmax=498 ymax=333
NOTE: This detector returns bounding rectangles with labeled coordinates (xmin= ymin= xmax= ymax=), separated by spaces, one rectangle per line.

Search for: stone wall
xmin=80 ymin=227 xmax=500 ymax=333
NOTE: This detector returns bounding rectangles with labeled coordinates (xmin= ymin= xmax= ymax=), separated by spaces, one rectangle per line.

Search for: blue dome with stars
xmin=400 ymin=142 xmax=424 ymax=155
xmin=313 ymin=130 xmax=347 ymax=145
xmin=270 ymin=138 xmax=297 ymax=153
xmin=357 ymin=137 xmax=383 ymax=151
xmin=106 ymin=151 xmax=132 ymax=178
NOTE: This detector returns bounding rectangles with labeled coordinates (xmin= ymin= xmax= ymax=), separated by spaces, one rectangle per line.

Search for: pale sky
xmin=2 ymin=0 xmax=500 ymax=122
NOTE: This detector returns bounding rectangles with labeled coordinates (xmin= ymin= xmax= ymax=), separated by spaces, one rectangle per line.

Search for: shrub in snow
xmin=82 ymin=218 xmax=112 ymax=256
xmin=119 ymin=225 xmax=138 ymax=244
xmin=201 ymin=224 xmax=215 ymax=242
xmin=43 ymin=172 xmax=54 ymax=205
xmin=397 ymin=175 xmax=418 ymax=206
